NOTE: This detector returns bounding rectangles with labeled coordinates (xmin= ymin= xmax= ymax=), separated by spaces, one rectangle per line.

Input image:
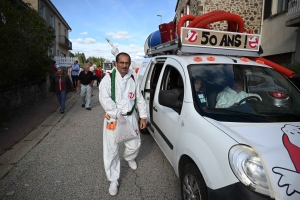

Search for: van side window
xmin=161 ymin=65 xmax=184 ymax=113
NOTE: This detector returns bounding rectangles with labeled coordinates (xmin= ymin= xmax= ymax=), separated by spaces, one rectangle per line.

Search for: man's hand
xmin=140 ymin=118 xmax=147 ymax=129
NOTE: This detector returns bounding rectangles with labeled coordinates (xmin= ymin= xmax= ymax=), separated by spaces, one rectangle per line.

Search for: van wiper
xmin=206 ymin=107 xmax=271 ymax=121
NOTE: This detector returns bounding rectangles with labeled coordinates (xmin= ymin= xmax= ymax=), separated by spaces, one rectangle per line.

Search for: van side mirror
xmin=158 ymin=90 xmax=182 ymax=109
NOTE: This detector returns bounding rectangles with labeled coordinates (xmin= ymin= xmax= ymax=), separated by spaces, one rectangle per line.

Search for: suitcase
xmin=159 ymin=21 xmax=175 ymax=44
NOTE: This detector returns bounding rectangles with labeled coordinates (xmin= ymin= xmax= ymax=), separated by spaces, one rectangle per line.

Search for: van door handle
xmin=153 ymin=106 xmax=157 ymax=112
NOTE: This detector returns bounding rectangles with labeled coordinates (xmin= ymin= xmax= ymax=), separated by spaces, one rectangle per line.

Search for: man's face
xmin=84 ymin=66 xmax=89 ymax=72
xmin=116 ymin=55 xmax=130 ymax=76
xmin=194 ymin=79 xmax=202 ymax=92
xmin=233 ymin=81 xmax=243 ymax=93
xmin=88 ymin=62 xmax=93 ymax=67
xmin=57 ymin=69 xmax=63 ymax=75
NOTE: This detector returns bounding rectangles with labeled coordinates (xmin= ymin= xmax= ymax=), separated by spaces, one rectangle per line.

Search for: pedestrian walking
xmin=50 ymin=60 xmax=57 ymax=80
xmin=99 ymin=52 xmax=147 ymax=196
xmin=95 ymin=65 xmax=102 ymax=87
xmin=88 ymin=61 xmax=96 ymax=95
xmin=71 ymin=60 xmax=80 ymax=88
xmin=77 ymin=65 xmax=94 ymax=110
xmin=67 ymin=66 xmax=72 ymax=84
xmin=49 ymin=68 xmax=73 ymax=114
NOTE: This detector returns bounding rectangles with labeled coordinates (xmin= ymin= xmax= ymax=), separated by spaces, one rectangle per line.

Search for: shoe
xmin=60 ymin=110 xmax=64 ymax=114
xmin=86 ymin=107 xmax=91 ymax=110
xmin=81 ymin=104 xmax=85 ymax=107
xmin=109 ymin=181 xmax=118 ymax=196
xmin=128 ymin=160 xmax=137 ymax=170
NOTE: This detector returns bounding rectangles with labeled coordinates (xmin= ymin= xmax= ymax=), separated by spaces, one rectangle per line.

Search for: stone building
xmin=174 ymin=0 xmax=263 ymax=34
xmin=174 ymin=0 xmax=300 ymax=66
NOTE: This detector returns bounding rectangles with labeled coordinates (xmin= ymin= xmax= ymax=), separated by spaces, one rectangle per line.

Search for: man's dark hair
xmin=116 ymin=52 xmax=131 ymax=63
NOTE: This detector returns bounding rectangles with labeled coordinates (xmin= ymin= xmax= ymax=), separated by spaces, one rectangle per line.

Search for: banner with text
xmin=181 ymin=27 xmax=260 ymax=51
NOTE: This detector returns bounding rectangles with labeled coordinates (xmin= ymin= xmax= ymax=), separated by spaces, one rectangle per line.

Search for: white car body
xmin=135 ymin=54 xmax=300 ymax=200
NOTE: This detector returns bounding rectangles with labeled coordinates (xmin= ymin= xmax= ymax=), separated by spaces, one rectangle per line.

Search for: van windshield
xmin=188 ymin=64 xmax=300 ymax=122
xmin=104 ymin=63 xmax=113 ymax=70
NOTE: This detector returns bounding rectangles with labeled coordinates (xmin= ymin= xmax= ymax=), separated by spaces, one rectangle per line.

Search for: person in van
xmin=193 ymin=76 xmax=207 ymax=109
xmin=215 ymin=78 xmax=261 ymax=108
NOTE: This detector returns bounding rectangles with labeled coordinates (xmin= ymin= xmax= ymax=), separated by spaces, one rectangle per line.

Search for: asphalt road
xmin=0 ymin=85 xmax=181 ymax=200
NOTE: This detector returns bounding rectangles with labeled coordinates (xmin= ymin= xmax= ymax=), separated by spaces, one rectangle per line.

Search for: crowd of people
xmin=49 ymin=60 xmax=104 ymax=112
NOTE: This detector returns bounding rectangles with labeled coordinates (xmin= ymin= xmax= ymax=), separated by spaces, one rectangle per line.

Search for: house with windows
xmin=23 ymin=0 xmax=72 ymax=57
xmin=262 ymin=0 xmax=300 ymax=64
xmin=174 ymin=0 xmax=300 ymax=65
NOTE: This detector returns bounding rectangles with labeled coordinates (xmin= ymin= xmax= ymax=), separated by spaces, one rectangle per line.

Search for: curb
xmin=0 ymin=93 xmax=79 ymax=179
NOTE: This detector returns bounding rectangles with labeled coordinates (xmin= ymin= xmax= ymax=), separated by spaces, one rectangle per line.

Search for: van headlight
xmin=229 ymin=145 xmax=270 ymax=196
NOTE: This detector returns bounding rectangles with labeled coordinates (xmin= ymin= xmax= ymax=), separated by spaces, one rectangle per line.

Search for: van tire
xmin=181 ymin=163 xmax=208 ymax=200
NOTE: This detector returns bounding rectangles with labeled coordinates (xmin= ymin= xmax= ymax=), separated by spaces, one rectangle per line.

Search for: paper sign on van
xmin=181 ymin=27 xmax=260 ymax=51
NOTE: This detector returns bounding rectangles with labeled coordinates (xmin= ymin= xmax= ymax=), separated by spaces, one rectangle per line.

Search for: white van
xmin=135 ymin=28 xmax=300 ymax=200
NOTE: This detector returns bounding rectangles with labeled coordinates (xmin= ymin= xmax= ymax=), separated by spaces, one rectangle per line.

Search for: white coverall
xmin=99 ymin=68 xmax=147 ymax=182
xmin=215 ymin=86 xmax=262 ymax=108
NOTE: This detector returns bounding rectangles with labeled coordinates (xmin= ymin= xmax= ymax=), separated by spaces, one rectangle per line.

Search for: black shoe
xmin=86 ymin=107 xmax=91 ymax=110
xmin=60 ymin=110 xmax=64 ymax=114
xmin=82 ymin=104 xmax=85 ymax=107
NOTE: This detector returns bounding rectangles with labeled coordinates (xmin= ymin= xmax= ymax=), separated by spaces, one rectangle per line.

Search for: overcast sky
xmin=51 ymin=0 xmax=177 ymax=62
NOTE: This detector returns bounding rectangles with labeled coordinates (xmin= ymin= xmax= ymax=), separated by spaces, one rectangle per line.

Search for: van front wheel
xmin=181 ymin=163 xmax=208 ymax=200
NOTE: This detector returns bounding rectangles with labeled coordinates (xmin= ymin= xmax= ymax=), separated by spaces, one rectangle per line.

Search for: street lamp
xmin=157 ymin=14 xmax=162 ymax=24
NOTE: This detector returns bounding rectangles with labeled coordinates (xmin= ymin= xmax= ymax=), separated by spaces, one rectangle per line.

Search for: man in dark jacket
xmin=77 ymin=65 xmax=94 ymax=110
xmin=50 ymin=68 xmax=73 ymax=114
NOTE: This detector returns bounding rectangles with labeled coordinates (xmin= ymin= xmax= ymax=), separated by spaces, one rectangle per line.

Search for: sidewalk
xmin=0 ymin=91 xmax=78 ymax=178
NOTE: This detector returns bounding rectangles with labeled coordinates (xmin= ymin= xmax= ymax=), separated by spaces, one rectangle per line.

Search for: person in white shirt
xmin=216 ymin=79 xmax=262 ymax=108
xmin=89 ymin=62 xmax=95 ymax=74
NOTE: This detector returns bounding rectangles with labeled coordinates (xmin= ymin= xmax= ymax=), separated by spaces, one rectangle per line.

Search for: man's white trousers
xmin=103 ymin=117 xmax=141 ymax=182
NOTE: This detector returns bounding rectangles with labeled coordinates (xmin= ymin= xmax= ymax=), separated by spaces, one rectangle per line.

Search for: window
xmin=49 ymin=45 xmax=54 ymax=56
xmin=39 ymin=5 xmax=46 ymax=19
xmin=161 ymin=65 xmax=184 ymax=113
xmin=50 ymin=15 xmax=54 ymax=28
xmin=263 ymin=0 xmax=272 ymax=19
xmin=277 ymin=0 xmax=289 ymax=12
xmin=186 ymin=0 xmax=190 ymax=26
xmin=58 ymin=23 xmax=61 ymax=35
xmin=57 ymin=50 xmax=59 ymax=56
xmin=180 ymin=9 xmax=185 ymax=26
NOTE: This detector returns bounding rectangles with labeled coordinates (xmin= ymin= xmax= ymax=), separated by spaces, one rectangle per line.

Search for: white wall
xmin=261 ymin=13 xmax=297 ymax=56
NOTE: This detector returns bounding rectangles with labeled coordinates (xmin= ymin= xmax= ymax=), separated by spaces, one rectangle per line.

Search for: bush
xmin=0 ymin=0 xmax=55 ymax=86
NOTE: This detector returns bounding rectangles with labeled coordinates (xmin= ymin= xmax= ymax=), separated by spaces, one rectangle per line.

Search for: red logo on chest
xmin=129 ymin=92 xmax=135 ymax=99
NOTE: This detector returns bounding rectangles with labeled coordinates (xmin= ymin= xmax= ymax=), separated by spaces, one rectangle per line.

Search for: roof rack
xmin=146 ymin=27 xmax=262 ymax=57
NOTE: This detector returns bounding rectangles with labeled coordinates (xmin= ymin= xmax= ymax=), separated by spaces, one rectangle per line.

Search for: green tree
xmin=86 ymin=56 xmax=105 ymax=68
xmin=75 ymin=52 xmax=86 ymax=65
xmin=0 ymin=0 xmax=55 ymax=85
xmin=69 ymin=51 xmax=75 ymax=57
